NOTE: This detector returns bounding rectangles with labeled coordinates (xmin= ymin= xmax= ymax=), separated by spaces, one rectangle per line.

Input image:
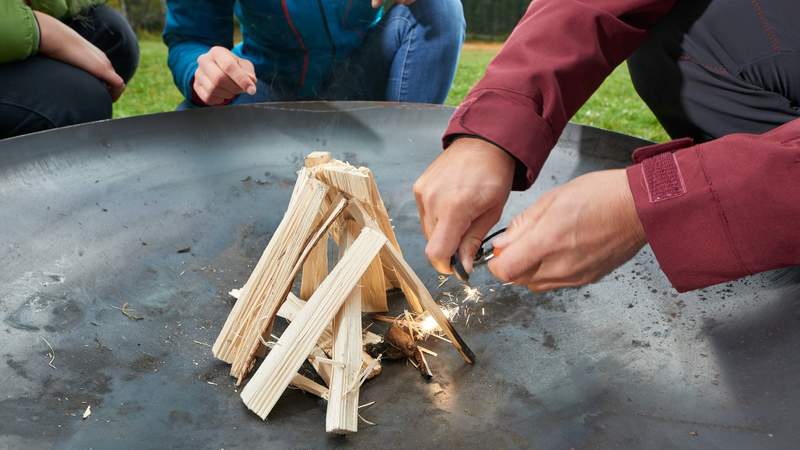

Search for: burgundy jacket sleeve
xmin=443 ymin=0 xmax=676 ymax=189
xmin=627 ymin=121 xmax=800 ymax=292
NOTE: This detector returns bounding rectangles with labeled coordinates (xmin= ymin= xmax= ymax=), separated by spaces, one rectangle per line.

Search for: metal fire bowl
xmin=1 ymin=102 xmax=798 ymax=449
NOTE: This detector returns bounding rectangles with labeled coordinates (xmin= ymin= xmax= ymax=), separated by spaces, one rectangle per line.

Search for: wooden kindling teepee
xmin=212 ymin=151 xmax=473 ymax=434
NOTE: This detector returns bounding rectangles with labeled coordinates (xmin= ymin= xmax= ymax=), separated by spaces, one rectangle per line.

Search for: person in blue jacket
xmin=163 ymin=0 xmax=465 ymax=108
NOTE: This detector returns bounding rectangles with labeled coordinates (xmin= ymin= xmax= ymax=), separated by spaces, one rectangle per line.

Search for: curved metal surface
xmin=0 ymin=102 xmax=798 ymax=449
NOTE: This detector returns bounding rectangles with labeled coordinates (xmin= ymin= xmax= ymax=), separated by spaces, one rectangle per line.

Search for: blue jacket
xmin=163 ymin=0 xmax=382 ymax=100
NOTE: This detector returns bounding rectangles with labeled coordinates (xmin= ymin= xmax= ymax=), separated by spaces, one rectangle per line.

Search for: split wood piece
xmin=366 ymin=170 xmax=401 ymax=289
xmin=326 ymin=227 xmax=363 ymax=434
xmin=292 ymin=374 xmax=329 ymax=400
xmin=230 ymin=195 xmax=347 ymax=383
xmin=278 ymin=292 xmax=381 ymax=385
xmin=346 ymin=200 xmax=422 ymax=312
xmin=300 ymin=152 xmax=334 ymax=300
xmin=213 ymin=169 xmax=328 ymax=378
xmin=304 ymin=151 xmax=332 ymax=167
xmin=346 ymin=220 xmax=387 ymax=313
xmin=299 ymin=234 xmax=328 ymax=300
xmin=241 ymin=227 xmax=388 ymax=419
xmin=279 ymin=293 xmax=383 ymax=353
xmin=316 ymin=167 xmax=396 ymax=299
xmin=347 ymin=200 xmax=475 ymax=364
xmin=278 ymin=293 xmax=333 ymax=385
xmin=311 ymin=160 xmax=401 ymax=291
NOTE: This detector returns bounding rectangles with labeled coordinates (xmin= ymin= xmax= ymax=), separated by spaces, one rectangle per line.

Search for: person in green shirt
xmin=0 ymin=1 xmax=139 ymax=139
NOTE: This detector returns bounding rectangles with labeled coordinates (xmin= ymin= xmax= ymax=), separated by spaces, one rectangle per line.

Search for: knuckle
xmin=491 ymin=264 xmax=514 ymax=283
xmin=220 ymin=60 xmax=236 ymax=73
xmin=208 ymin=71 xmax=223 ymax=86
xmin=412 ymin=179 xmax=424 ymax=195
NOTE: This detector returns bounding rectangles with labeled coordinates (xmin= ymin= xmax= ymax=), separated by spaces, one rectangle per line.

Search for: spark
xmin=463 ymin=285 xmax=482 ymax=302
xmin=419 ymin=315 xmax=439 ymax=333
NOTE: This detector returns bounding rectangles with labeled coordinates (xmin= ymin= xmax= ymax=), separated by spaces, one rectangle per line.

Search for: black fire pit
xmin=1 ymin=102 xmax=798 ymax=449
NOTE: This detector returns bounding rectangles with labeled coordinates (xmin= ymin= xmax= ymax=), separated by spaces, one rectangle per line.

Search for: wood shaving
xmin=41 ymin=336 xmax=56 ymax=369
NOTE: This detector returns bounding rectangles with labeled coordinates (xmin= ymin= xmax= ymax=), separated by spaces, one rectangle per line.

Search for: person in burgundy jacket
xmin=414 ymin=0 xmax=800 ymax=293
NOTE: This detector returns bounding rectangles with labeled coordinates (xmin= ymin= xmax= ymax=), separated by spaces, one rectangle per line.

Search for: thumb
xmin=457 ymin=208 xmax=501 ymax=273
xmin=103 ymin=70 xmax=125 ymax=102
xmin=371 ymin=0 xmax=383 ymax=8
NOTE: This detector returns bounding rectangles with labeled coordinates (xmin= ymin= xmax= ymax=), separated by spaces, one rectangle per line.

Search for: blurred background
xmin=105 ymin=0 xmax=668 ymax=142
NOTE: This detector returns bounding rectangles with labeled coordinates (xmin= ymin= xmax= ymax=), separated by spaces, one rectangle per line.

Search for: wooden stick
xmin=212 ymin=169 xmax=328 ymax=380
xmin=326 ymin=226 xmax=363 ymax=434
xmin=304 ymin=151 xmax=332 ymax=167
xmin=240 ymin=227 xmax=387 ymax=419
xmin=230 ymin=195 xmax=347 ymax=383
xmin=300 ymin=152 xmax=334 ymax=300
xmin=300 ymin=233 xmax=329 ymax=300
xmin=417 ymin=348 xmax=433 ymax=379
xmin=345 ymin=200 xmax=475 ymax=364
xmin=349 ymin=220 xmax=388 ymax=313
xmin=291 ymin=373 xmax=329 ymax=400
xmin=278 ymin=293 xmax=380 ymax=385
xmin=311 ymin=161 xmax=401 ymax=290
xmin=381 ymin=242 xmax=475 ymax=364
xmin=312 ymin=163 xmax=391 ymax=312
xmin=277 ymin=292 xmax=333 ymax=385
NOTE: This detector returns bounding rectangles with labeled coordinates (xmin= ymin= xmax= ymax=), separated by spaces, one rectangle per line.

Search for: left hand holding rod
xmin=488 ymin=169 xmax=647 ymax=292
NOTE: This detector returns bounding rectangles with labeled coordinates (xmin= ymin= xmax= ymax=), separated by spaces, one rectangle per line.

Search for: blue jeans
xmin=178 ymin=0 xmax=465 ymax=110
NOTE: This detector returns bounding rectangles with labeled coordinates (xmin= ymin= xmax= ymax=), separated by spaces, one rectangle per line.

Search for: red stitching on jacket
xmin=750 ymin=0 xmax=781 ymax=52
xmin=678 ymin=54 xmax=729 ymax=76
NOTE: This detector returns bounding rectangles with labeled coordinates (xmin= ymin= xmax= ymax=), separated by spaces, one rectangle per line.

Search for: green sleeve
xmin=0 ymin=1 xmax=41 ymax=64
xmin=30 ymin=0 xmax=68 ymax=18
xmin=29 ymin=0 xmax=105 ymax=20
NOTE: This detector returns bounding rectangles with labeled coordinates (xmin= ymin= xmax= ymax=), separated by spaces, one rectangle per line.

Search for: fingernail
xmin=246 ymin=85 xmax=256 ymax=95
xmin=492 ymin=232 xmax=510 ymax=248
xmin=461 ymin=254 xmax=473 ymax=274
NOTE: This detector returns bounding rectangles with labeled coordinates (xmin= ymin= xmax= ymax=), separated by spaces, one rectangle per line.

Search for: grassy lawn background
xmin=116 ymin=38 xmax=669 ymax=143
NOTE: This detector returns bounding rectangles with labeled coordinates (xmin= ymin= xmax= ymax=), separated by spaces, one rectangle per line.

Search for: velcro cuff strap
xmin=641 ymin=151 xmax=686 ymax=202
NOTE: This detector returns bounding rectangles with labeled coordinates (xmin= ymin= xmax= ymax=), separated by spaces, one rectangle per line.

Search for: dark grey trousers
xmin=628 ymin=0 xmax=800 ymax=142
xmin=0 ymin=5 xmax=139 ymax=140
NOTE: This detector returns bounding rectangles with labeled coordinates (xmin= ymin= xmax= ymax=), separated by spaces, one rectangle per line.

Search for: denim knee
xmin=428 ymin=0 xmax=466 ymax=44
xmin=393 ymin=0 xmax=466 ymax=45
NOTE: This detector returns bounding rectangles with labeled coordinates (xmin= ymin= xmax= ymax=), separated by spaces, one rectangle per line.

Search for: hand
xmin=413 ymin=137 xmax=515 ymax=274
xmin=34 ymin=11 xmax=125 ymax=101
xmin=193 ymin=46 xmax=257 ymax=106
xmin=371 ymin=0 xmax=416 ymax=8
xmin=488 ymin=169 xmax=647 ymax=291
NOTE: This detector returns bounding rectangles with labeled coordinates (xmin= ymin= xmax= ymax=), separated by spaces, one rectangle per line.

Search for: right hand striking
xmin=413 ymin=137 xmax=515 ymax=275
xmin=193 ymin=46 xmax=257 ymax=106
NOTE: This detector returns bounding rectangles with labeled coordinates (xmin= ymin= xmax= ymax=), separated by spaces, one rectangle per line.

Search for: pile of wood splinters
xmin=212 ymin=151 xmax=474 ymax=434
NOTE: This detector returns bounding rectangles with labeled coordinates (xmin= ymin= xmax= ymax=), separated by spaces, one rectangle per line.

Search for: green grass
xmin=114 ymin=38 xmax=183 ymax=118
xmin=116 ymin=38 xmax=668 ymax=142
xmin=573 ymin=64 xmax=669 ymax=142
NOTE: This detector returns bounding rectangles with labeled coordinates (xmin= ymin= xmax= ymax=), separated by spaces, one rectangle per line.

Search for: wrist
xmin=450 ymin=136 xmax=517 ymax=178
xmin=619 ymin=169 xmax=647 ymax=247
